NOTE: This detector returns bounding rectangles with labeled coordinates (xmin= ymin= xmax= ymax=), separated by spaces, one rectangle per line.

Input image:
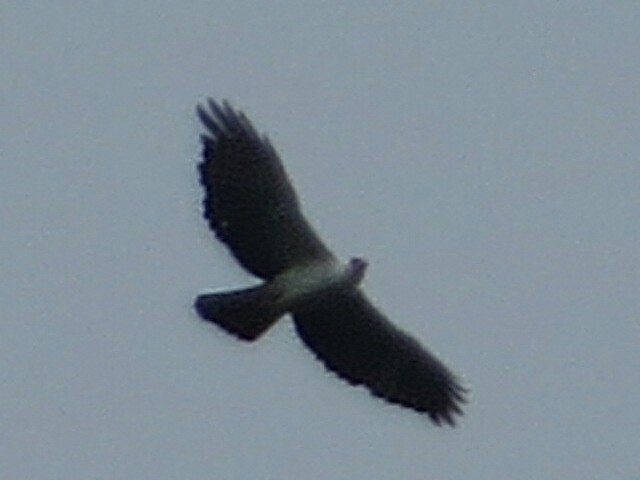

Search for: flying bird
xmin=194 ymin=99 xmax=466 ymax=426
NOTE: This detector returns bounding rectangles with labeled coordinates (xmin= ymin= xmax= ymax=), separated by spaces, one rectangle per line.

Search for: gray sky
xmin=2 ymin=2 xmax=639 ymax=478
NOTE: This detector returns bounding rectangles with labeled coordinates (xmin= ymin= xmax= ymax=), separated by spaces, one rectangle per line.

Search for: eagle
xmin=194 ymin=99 xmax=466 ymax=426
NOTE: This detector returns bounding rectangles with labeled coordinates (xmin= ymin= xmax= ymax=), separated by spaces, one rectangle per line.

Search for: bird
xmin=194 ymin=99 xmax=466 ymax=426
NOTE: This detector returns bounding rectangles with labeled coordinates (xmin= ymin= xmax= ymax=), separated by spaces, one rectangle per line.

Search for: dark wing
xmin=293 ymin=289 xmax=466 ymax=426
xmin=197 ymin=99 xmax=334 ymax=280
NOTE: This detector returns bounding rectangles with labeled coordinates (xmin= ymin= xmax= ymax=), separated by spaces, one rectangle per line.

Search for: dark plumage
xmin=197 ymin=100 xmax=332 ymax=279
xmin=194 ymin=99 xmax=467 ymax=426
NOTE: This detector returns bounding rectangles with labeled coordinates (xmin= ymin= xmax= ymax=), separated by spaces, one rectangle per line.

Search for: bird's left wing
xmin=293 ymin=289 xmax=466 ymax=426
xmin=197 ymin=99 xmax=334 ymax=280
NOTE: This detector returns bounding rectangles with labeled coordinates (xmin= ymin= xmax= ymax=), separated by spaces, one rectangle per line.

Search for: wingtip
xmin=208 ymin=98 xmax=224 ymax=116
xmin=197 ymin=103 xmax=223 ymax=137
xmin=426 ymin=403 xmax=461 ymax=427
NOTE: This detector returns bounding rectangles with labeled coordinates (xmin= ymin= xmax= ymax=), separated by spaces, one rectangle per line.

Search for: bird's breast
xmin=272 ymin=260 xmax=350 ymax=306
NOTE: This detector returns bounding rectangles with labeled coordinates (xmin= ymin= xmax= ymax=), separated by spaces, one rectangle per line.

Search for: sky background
xmin=2 ymin=2 xmax=639 ymax=479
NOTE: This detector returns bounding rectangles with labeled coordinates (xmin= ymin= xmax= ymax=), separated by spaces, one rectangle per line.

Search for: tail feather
xmin=195 ymin=284 xmax=285 ymax=341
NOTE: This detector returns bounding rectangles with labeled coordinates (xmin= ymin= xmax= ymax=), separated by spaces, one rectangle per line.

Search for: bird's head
xmin=347 ymin=257 xmax=368 ymax=286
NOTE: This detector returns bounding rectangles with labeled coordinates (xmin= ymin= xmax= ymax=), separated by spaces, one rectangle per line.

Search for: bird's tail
xmin=194 ymin=283 xmax=285 ymax=341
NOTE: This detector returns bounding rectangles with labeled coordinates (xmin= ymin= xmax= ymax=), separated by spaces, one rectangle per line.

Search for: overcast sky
xmin=2 ymin=2 xmax=639 ymax=479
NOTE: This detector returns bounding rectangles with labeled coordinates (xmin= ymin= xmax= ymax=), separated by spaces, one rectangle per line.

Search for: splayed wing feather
xmin=197 ymin=99 xmax=333 ymax=279
xmin=293 ymin=289 xmax=466 ymax=426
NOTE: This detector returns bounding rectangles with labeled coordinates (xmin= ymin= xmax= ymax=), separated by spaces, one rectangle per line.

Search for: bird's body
xmin=271 ymin=259 xmax=359 ymax=306
xmin=194 ymin=99 xmax=466 ymax=426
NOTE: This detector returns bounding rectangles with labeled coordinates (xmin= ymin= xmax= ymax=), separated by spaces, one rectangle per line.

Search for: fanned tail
xmin=195 ymin=283 xmax=285 ymax=341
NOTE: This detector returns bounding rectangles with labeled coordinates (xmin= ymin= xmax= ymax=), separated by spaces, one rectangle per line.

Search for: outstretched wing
xmin=197 ymin=99 xmax=334 ymax=280
xmin=293 ymin=289 xmax=466 ymax=426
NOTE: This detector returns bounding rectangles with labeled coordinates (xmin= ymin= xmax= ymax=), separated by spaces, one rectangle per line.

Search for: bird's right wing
xmin=293 ymin=289 xmax=466 ymax=426
xmin=197 ymin=100 xmax=334 ymax=280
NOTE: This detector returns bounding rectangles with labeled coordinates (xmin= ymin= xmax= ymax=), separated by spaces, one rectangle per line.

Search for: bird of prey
xmin=194 ymin=99 xmax=466 ymax=426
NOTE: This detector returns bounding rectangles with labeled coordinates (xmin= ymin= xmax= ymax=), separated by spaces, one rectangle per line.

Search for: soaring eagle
xmin=194 ymin=99 xmax=466 ymax=426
